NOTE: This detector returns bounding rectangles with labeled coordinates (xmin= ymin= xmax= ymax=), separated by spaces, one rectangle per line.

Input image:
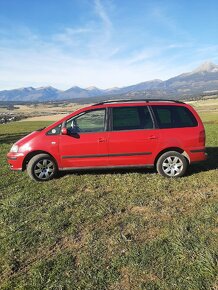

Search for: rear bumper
xmin=188 ymin=148 xmax=208 ymax=163
xmin=7 ymin=152 xmax=25 ymax=171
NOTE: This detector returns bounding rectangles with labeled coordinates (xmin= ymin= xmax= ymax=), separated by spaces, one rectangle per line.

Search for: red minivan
xmin=7 ymin=99 xmax=207 ymax=181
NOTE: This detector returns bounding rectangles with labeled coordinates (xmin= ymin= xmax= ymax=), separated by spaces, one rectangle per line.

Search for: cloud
xmin=94 ymin=0 xmax=112 ymax=30
xmin=49 ymin=1 xmax=115 ymax=58
xmin=79 ymin=0 xmax=114 ymax=59
xmin=0 ymin=42 xmax=196 ymax=90
xmin=0 ymin=1 xmax=217 ymax=91
xmin=53 ymin=27 xmax=93 ymax=46
xmin=0 ymin=27 xmax=217 ymax=91
xmin=0 ymin=37 xmax=173 ymax=90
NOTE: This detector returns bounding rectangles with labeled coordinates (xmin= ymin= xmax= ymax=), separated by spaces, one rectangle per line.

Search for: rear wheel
xmin=27 ymin=153 xmax=57 ymax=181
xmin=156 ymin=151 xmax=188 ymax=177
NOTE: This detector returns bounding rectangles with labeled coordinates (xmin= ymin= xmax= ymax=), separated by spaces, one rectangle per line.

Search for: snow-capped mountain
xmin=0 ymin=62 xmax=218 ymax=102
xmin=193 ymin=61 xmax=218 ymax=73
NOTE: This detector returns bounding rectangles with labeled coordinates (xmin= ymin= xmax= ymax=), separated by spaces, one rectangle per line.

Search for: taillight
xmin=199 ymin=130 xmax=205 ymax=144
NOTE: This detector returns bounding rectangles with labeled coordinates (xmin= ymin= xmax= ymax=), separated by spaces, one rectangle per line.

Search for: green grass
xmin=198 ymin=112 xmax=218 ymax=124
xmin=0 ymin=118 xmax=217 ymax=289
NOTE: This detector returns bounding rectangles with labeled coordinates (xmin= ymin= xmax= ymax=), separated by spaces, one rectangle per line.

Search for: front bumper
xmin=7 ymin=152 xmax=25 ymax=171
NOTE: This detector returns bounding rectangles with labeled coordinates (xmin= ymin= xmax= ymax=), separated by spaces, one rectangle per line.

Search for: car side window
xmin=66 ymin=109 xmax=106 ymax=133
xmin=151 ymin=105 xmax=198 ymax=128
xmin=47 ymin=124 xmax=62 ymax=135
xmin=112 ymin=106 xmax=153 ymax=131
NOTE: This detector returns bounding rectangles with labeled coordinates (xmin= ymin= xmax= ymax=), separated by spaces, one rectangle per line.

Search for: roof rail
xmin=92 ymin=99 xmax=184 ymax=106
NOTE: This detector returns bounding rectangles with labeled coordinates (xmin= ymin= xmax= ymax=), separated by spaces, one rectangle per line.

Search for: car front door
xmin=59 ymin=108 xmax=109 ymax=168
xmin=108 ymin=106 xmax=158 ymax=166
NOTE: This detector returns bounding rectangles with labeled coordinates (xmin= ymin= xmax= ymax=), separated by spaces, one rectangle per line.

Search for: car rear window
xmin=151 ymin=105 xmax=198 ymax=128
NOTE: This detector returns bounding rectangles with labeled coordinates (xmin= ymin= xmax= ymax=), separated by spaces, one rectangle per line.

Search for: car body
xmin=7 ymin=99 xmax=207 ymax=181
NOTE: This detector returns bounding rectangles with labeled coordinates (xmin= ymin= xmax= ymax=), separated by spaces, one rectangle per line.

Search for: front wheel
xmin=27 ymin=154 xmax=58 ymax=181
xmin=156 ymin=151 xmax=188 ymax=178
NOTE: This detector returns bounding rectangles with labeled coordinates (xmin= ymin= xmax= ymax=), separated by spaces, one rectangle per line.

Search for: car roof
xmin=92 ymin=99 xmax=184 ymax=107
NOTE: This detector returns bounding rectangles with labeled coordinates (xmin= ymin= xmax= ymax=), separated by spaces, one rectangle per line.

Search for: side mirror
xmin=61 ymin=128 xmax=67 ymax=135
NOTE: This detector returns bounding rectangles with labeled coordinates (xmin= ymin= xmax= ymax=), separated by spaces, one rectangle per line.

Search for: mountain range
xmin=0 ymin=61 xmax=218 ymax=102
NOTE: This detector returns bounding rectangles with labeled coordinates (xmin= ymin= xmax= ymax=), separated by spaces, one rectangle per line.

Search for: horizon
xmin=1 ymin=60 xmax=217 ymax=92
xmin=0 ymin=0 xmax=218 ymax=90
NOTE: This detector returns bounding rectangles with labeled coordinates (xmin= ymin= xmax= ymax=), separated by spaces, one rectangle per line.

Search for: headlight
xmin=10 ymin=144 xmax=19 ymax=153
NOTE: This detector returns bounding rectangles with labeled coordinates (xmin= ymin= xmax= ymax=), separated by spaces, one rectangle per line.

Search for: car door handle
xmin=98 ymin=138 xmax=107 ymax=143
xmin=148 ymin=135 xmax=158 ymax=140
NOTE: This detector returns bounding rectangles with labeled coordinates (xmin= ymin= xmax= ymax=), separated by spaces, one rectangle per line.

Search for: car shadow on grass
xmin=56 ymin=167 xmax=155 ymax=179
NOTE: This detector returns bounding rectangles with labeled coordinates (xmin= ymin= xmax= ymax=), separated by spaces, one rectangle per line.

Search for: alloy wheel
xmin=162 ymin=156 xmax=184 ymax=177
xmin=33 ymin=159 xmax=55 ymax=180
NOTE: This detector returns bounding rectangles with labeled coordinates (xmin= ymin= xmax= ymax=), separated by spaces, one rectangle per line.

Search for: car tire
xmin=27 ymin=153 xmax=58 ymax=181
xmin=156 ymin=151 xmax=188 ymax=178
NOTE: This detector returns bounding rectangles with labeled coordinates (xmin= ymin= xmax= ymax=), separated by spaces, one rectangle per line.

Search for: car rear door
xmin=150 ymin=104 xmax=203 ymax=162
xmin=107 ymin=106 xmax=158 ymax=166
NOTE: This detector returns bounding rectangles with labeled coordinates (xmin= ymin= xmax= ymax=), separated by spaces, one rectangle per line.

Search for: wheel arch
xmin=154 ymin=147 xmax=190 ymax=166
xmin=22 ymin=150 xmax=58 ymax=171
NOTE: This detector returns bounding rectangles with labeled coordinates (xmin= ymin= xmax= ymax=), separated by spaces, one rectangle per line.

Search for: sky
xmin=0 ymin=0 xmax=218 ymax=90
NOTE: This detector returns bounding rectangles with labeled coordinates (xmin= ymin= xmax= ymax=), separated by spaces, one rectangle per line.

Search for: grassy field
xmin=0 ymin=109 xmax=217 ymax=289
xmin=0 ymin=103 xmax=85 ymax=121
